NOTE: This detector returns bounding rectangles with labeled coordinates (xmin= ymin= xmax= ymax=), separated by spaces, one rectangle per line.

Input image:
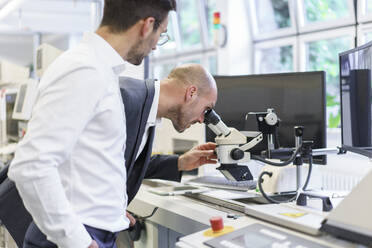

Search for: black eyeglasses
xmin=157 ymin=32 xmax=170 ymax=46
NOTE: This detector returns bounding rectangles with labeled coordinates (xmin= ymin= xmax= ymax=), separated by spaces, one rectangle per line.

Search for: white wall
xmin=0 ymin=34 xmax=33 ymax=67
xmin=216 ymin=0 xmax=253 ymax=75
xmin=152 ymin=119 xmax=205 ymax=155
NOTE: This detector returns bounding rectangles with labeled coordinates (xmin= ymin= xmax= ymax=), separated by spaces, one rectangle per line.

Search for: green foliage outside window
xmin=305 ymin=0 xmax=349 ymax=23
xmin=259 ymin=45 xmax=293 ymax=73
xmin=255 ymin=0 xmax=291 ymax=33
xmin=178 ymin=0 xmax=201 ymax=48
xmin=307 ymin=37 xmax=352 ymax=128
xmin=271 ymin=0 xmax=291 ymax=28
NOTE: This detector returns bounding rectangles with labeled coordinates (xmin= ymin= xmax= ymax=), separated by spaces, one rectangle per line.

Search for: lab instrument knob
xmin=209 ymin=216 xmax=224 ymax=232
xmin=230 ymin=148 xmax=244 ymax=160
xmin=264 ymin=112 xmax=278 ymax=126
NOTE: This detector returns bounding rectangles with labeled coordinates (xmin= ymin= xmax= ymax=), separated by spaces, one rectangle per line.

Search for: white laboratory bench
xmin=119 ymin=178 xmax=363 ymax=248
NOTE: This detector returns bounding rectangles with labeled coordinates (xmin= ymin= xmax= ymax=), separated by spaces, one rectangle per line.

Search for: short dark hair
xmin=100 ymin=0 xmax=177 ymax=33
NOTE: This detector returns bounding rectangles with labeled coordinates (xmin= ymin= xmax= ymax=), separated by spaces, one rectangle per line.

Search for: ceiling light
xmin=0 ymin=0 xmax=26 ymax=21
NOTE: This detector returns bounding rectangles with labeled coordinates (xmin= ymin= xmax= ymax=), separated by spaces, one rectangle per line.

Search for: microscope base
xmin=217 ymin=164 xmax=253 ymax=181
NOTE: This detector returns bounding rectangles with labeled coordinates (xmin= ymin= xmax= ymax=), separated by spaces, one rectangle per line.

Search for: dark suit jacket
xmin=119 ymin=77 xmax=181 ymax=203
xmin=0 ymin=77 xmax=182 ymax=246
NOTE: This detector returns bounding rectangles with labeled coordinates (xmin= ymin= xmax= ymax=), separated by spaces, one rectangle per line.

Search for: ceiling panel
xmin=0 ymin=0 xmax=95 ymax=33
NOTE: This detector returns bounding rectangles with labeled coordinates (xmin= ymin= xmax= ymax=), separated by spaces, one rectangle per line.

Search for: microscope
xmin=247 ymin=108 xmax=280 ymax=158
xmin=204 ymin=109 xmax=263 ymax=181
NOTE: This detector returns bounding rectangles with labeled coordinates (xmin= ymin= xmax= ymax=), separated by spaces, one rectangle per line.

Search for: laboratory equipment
xmin=204 ymin=109 xmax=263 ymax=181
xmin=321 ymin=169 xmax=372 ymax=246
xmin=12 ymin=79 xmax=38 ymax=121
xmin=0 ymin=87 xmax=18 ymax=145
xmin=36 ymin=43 xmax=63 ymax=78
xmin=0 ymin=60 xmax=29 ymax=84
xmin=206 ymin=72 xmax=327 ymax=164
xmin=247 ymin=108 xmax=279 ymax=159
xmin=340 ymin=40 xmax=372 ymax=158
xmin=187 ymin=176 xmax=257 ymax=191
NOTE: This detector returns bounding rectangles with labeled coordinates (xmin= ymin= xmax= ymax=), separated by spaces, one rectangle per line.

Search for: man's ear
xmin=140 ymin=17 xmax=156 ymax=39
xmin=185 ymin=85 xmax=198 ymax=103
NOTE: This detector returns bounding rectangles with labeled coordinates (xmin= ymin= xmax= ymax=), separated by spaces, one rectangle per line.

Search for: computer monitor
xmin=12 ymin=79 xmax=38 ymax=121
xmin=340 ymin=41 xmax=372 ymax=158
xmin=0 ymin=88 xmax=18 ymax=144
xmin=206 ymin=71 xmax=327 ymax=164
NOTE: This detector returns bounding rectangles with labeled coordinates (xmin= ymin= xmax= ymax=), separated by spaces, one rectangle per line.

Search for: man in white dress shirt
xmin=8 ymin=1 xmax=178 ymax=248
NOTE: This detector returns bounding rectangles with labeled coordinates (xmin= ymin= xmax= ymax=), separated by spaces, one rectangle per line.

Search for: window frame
xmin=297 ymin=0 xmax=355 ymax=33
xmin=357 ymin=22 xmax=372 ymax=46
xmin=357 ymin=0 xmax=372 ymax=23
xmin=298 ymin=27 xmax=356 ymax=71
xmin=254 ymin=36 xmax=298 ymax=73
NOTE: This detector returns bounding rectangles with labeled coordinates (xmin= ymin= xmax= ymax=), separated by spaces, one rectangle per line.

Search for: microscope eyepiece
xmin=204 ymin=109 xmax=221 ymax=125
xmin=204 ymin=109 xmax=231 ymax=136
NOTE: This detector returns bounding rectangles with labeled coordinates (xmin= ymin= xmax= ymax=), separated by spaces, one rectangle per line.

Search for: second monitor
xmin=207 ymin=71 xmax=327 ymax=164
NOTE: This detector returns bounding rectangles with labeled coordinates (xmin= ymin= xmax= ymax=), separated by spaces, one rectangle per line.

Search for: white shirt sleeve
xmin=8 ymin=67 xmax=107 ymax=248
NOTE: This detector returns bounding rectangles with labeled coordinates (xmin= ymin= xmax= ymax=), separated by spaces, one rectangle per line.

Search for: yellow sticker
xmin=203 ymin=226 xmax=235 ymax=237
xmin=279 ymin=212 xmax=307 ymax=218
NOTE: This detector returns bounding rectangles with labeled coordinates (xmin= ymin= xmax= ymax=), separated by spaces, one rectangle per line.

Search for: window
xmin=254 ymin=38 xmax=296 ymax=73
xmin=365 ymin=32 xmax=372 ymax=43
xmin=249 ymin=0 xmax=296 ymax=40
xmin=150 ymin=0 xmax=216 ymax=79
xmin=256 ymin=0 xmax=291 ymax=32
xmin=257 ymin=46 xmax=293 ymax=73
xmin=250 ymin=0 xmax=356 ymax=127
xmin=300 ymin=28 xmax=354 ymax=127
xmin=152 ymin=63 xmax=177 ymax=80
xmin=357 ymin=23 xmax=372 ymax=45
xmin=155 ymin=14 xmax=178 ymax=55
xmin=208 ymin=55 xmax=217 ymax=75
xmin=177 ymin=0 xmax=202 ymax=49
xmin=206 ymin=0 xmax=217 ymax=46
xmin=298 ymin=0 xmax=354 ymax=32
xmin=303 ymin=0 xmax=350 ymax=23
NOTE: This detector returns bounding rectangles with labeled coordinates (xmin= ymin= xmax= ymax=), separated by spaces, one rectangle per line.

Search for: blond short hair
xmin=167 ymin=64 xmax=216 ymax=95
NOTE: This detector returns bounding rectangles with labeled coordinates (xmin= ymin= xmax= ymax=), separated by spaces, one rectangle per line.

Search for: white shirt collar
xmin=82 ymin=32 xmax=126 ymax=75
xmin=148 ymin=80 xmax=161 ymax=126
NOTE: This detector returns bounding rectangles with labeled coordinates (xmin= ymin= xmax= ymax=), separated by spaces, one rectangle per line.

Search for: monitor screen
xmin=12 ymin=79 xmax=38 ymax=121
xmin=5 ymin=92 xmax=18 ymax=141
xmin=340 ymin=41 xmax=372 ymax=157
xmin=206 ymin=72 xmax=327 ymax=164
xmin=14 ymin=84 xmax=27 ymax=114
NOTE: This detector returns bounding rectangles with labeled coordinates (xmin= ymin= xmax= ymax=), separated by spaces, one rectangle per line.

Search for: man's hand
xmin=126 ymin=211 xmax=136 ymax=227
xmin=88 ymin=240 xmax=99 ymax=248
xmin=178 ymin=142 xmax=217 ymax=171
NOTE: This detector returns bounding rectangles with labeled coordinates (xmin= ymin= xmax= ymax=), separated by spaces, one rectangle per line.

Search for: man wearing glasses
xmin=8 ymin=1 xmax=178 ymax=248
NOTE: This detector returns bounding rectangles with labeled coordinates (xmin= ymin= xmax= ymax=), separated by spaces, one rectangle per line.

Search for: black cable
xmin=140 ymin=207 xmax=159 ymax=220
xmin=251 ymin=146 xmax=302 ymax=166
xmin=257 ymin=171 xmax=296 ymax=204
xmin=257 ymin=149 xmax=314 ymax=204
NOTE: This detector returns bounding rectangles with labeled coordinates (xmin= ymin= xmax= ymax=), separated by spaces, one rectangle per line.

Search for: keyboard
xmin=186 ymin=176 xmax=257 ymax=191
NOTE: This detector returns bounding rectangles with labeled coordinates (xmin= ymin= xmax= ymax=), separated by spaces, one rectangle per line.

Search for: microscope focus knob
xmin=264 ymin=112 xmax=278 ymax=126
xmin=230 ymin=148 xmax=244 ymax=160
